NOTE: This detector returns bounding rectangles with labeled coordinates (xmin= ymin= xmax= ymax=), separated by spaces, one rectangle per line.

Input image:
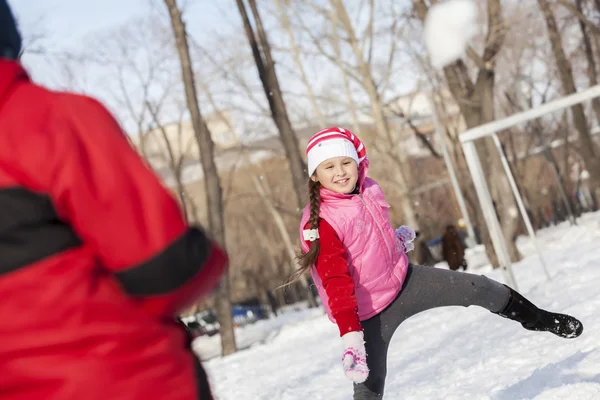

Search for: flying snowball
xmin=423 ymin=0 xmax=478 ymax=69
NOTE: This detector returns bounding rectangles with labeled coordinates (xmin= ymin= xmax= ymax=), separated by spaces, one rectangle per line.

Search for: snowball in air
xmin=423 ymin=0 xmax=478 ymax=69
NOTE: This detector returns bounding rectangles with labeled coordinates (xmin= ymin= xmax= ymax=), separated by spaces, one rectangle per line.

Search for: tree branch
xmin=556 ymin=0 xmax=600 ymax=36
xmin=466 ymin=46 xmax=487 ymax=69
xmin=365 ymin=0 xmax=375 ymax=67
xmin=387 ymin=105 xmax=442 ymax=159
xmin=291 ymin=6 xmax=365 ymax=85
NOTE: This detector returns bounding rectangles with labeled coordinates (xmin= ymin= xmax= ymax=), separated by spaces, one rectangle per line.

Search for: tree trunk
xmin=332 ymin=0 xmax=420 ymax=229
xmin=236 ymin=0 xmax=307 ymax=212
xmin=251 ymin=175 xmax=318 ymax=308
xmin=537 ymin=0 xmax=600 ymax=198
xmin=413 ymin=0 xmax=522 ymax=267
xmin=544 ymin=147 xmax=578 ymax=224
xmin=477 ymin=68 xmax=522 ymax=263
xmin=244 ymin=212 xmax=294 ymax=302
xmin=556 ymin=0 xmax=600 ymax=36
xmin=197 ymin=36 xmax=317 ymax=308
xmin=237 ymin=0 xmax=324 ymax=305
xmin=575 ymin=0 xmax=600 ymax=123
xmin=163 ymin=0 xmax=237 ymax=356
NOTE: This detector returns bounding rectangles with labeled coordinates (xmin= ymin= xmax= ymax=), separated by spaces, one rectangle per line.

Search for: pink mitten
xmin=395 ymin=225 xmax=416 ymax=253
xmin=341 ymin=331 xmax=369 ymax=383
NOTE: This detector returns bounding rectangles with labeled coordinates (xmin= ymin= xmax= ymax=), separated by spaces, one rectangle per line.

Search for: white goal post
xmin=459 ymin=84 xmax=600 ymax=290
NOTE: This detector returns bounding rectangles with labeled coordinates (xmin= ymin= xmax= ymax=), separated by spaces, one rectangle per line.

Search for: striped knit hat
xmin=306 ymin=127 xmax=367 ymax=177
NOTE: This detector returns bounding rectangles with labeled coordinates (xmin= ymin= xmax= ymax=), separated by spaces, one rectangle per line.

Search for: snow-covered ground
xmin=194 ymin=211 xmax=600 ymax=399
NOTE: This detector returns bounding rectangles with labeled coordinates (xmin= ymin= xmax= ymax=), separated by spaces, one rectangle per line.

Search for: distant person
xmin=442 ymin=224 xmax=468 ymax=271
xmin=287 ymin=126 xmax=582 ymax=399
xmin=0 ymin=2 xmax=227 ymax=398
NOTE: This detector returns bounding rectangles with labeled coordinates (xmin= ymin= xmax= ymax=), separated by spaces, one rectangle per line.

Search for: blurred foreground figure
xmin=0 ymin=1 xmax=227 ymax=399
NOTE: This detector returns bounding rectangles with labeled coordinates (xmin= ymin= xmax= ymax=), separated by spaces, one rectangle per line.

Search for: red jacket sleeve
xmin=16 ymin=93 xmax=227 ymax=318
xmin=305 ymin=219 xmax=361 ymax=336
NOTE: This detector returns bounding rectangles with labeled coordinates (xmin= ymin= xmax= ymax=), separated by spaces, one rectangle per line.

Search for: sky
xmin=8 ymin=0 xmax=251 ymax=134
xmin=12 ymin=0 xmax=148 ymax=46
xmin=7 ymin=0 xmax=427 ymax=138
xmin=10 ymin=0 xmax=237 ymax=88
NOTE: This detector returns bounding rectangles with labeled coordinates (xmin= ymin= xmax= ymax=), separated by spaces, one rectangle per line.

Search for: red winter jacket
xmin=0 ymin=60 xmax=227 ymax=400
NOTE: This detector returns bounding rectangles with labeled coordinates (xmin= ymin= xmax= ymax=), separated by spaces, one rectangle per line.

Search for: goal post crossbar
xmin=458 ymin=84 xmax=600 ymax=289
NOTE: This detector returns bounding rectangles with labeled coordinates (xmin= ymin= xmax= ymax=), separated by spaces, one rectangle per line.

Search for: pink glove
xmin=341 ymin=331 xmax=369 ymax=383
xmin=395 ymin=225 xmax=416 ymax=253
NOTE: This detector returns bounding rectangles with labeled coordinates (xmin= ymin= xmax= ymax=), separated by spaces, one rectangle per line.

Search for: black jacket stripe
xmin=0 ymin=187 xmax=82 ymax=276
xmin=115 ymin=227 xmax=212 ymax=296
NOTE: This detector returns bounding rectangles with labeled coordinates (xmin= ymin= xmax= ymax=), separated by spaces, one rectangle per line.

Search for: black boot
xmin=495 ymin=285 xmax=583 ymax=339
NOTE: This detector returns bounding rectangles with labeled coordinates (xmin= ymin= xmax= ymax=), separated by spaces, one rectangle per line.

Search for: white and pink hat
xmin=306 ymin=127 xmax=367 ymax=176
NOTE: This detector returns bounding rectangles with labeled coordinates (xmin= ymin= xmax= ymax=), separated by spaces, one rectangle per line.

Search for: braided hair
xmin=285 ymin=179 xmax=322 ymax=286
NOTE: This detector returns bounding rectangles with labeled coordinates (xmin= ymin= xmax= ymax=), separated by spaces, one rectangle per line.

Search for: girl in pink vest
xmin=292 ymin=127 xmax=583 ymax=399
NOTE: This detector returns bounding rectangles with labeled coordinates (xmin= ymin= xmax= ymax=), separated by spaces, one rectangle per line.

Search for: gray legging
xmin=354 ymin=264 xmax=510 ymax=399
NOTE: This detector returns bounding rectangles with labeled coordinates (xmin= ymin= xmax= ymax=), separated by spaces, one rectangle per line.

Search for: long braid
xmin=283 ymin=179 xmax=322 ymax=287
xmin=307 ymin=179 xmax=321 ymax=236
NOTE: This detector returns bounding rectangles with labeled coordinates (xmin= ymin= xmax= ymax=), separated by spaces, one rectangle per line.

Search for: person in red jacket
xmin=0 ymin=2 xmax=226 ymax=399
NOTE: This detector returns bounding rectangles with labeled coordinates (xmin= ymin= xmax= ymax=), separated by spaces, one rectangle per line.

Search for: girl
xmin=291 ymin=126 xmax=583 ymax=399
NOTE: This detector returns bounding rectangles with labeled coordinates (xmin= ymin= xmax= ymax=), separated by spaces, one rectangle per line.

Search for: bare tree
xmin=556 ymin=0 xmax=600 ymax=36
xmin=333 ymin=0 xmax=421 ymax=229
xmin=322 ymin=4 xmax=363 ymax=136
xmin=413 ymin=0 xmax=523 ymax=266
xmin=274 ymin=0 xmax=327 ymax=127
xmin=82 ymin=19 xmax=176 ymax=154
xmin=574 ymin=0 xmax=600 ymax=123
xmin=236 ymin=0 xmax=308 ymax=213
xmin=502 ymin=91 xmax=577 ymax=225
xmin=144 ymin=101 xmax=201 ymax=223
xmin=250 ymin=173 xmax=317 ymax=306
xmin=537 ymin=0 xmax=600 ymax=200
xmin=193 ymin=67 xmax=318 ymax=307
xmin=292 ymin=0 xmax=420 ymax=228
xmin=163 ymin=0 xmax=236 ymax=356
xmin=385 ymin=96 xmax=442 ymax=159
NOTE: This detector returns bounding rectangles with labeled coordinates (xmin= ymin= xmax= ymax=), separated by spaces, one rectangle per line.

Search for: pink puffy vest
xmin=300 ymin=175 xmax=409 ymax=323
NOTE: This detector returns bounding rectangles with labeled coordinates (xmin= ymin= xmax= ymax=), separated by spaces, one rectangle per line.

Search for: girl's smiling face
xmin=311 ymin=156 xmax=358 ymax=194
